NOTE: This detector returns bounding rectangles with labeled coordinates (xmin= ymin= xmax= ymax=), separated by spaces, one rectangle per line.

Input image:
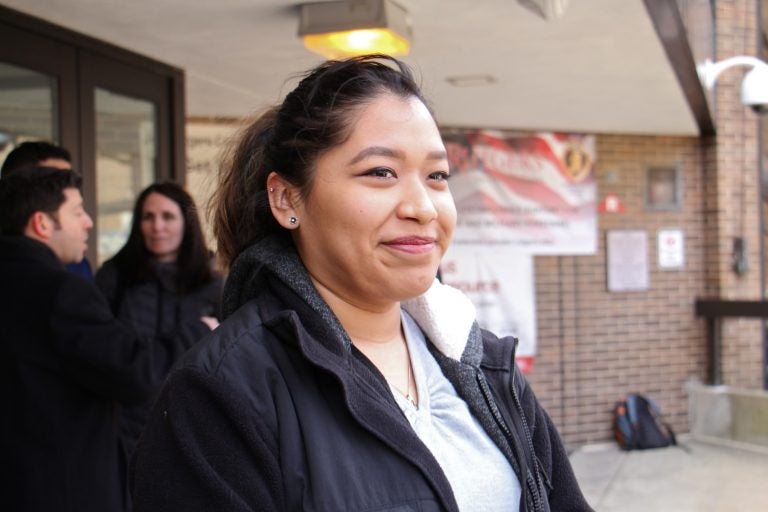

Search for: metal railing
xmin=694 ymin=299 xmax=768 ymax=388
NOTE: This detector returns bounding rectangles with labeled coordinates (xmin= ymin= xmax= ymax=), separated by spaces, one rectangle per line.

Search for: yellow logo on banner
xmin=562 ymin=142 xmax=592 ymax=183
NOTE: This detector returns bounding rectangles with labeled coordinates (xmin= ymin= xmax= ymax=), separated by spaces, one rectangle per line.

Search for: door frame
xmin=0 ymin=4 xmax=185 ymax=265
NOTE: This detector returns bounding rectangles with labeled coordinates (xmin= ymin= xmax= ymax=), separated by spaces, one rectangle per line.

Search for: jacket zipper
xmin=476 ymin=369 xmax=542 ymax=512
xmin=510 ymin=367 xmax=546 ymax=505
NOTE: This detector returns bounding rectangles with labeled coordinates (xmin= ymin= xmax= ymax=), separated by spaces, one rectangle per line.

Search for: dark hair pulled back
xmin=210 ymin=54 xmax=430 ymax=269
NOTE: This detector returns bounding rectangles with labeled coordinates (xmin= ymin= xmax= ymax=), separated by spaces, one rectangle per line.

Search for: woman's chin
xmin=394 ymin=272 xmax=438 ymax=301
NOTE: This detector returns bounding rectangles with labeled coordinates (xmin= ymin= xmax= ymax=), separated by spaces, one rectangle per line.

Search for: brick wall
xmin=528 ymin=134 xmax=709 ymax=445
xmin=709 ymin=0 xmax=764 ymax=389
xmin=527 ymin=0 xmax=766 ymax=445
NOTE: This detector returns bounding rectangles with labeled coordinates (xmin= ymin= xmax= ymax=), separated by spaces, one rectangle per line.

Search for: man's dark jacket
xmin=131 ymin=237 xmax=592 ymax=512
xmin=0 ymin=236 xmax=194 ymax=512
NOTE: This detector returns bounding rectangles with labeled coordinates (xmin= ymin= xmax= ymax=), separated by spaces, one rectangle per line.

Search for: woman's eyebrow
xmin=426 ymin=150 xmax=448 ymax=161
xmin=348 ymin=147 xmax=448 ymax=165
xmin=348 ymin=146 xmax=403 ymax=165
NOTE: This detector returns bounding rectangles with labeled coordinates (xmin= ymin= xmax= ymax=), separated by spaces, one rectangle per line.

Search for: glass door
xmin=0 ymin=19 xmax=77 ymax=170
xmin=95 ymin=88 xmax=158 ymax=265
xmin=0 ymin=62 xmax=58 ymax=166
xmin=79 ymin=50 xmax=179 ymax=266
xmin=0 ymin=7 xmax=184 ymax=267
xmin=94 ymin=89 xmax=158 ymax=263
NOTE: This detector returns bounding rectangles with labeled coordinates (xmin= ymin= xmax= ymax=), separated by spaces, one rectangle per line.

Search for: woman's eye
xmin=429 ymin=171 xmax=451 ymax=182
xmin=366 ymin=167 xmax=396 ymax=179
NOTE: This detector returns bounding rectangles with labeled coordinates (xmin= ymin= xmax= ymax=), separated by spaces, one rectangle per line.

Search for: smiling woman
xmin=129 ymin=55 xmax=592 ymax=512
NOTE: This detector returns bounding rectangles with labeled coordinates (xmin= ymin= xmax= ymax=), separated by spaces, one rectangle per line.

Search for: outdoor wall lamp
xmin=697 ymin=56 xmax=768 ymax=114
xmin=298 ymin=0 xmax=412 ymax=59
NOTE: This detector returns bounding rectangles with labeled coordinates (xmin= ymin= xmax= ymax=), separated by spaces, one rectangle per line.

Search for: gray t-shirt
xmin=390 ymin=311 xmax=522 ymax=511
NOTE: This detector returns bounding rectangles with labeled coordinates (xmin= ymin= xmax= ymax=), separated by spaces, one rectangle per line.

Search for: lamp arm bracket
xmin=698 ymin=56 xmax=767 ymax=89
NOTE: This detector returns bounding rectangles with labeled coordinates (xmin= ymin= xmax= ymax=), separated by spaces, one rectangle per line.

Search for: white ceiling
xmin=1 ymin=0 xmax=700 ymax=135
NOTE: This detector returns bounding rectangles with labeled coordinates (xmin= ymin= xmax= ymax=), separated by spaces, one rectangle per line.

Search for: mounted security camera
xmin=698 ymin=56 xmax=768 ymax=114
xmin=740 ymin=62 xmax=768 ymax=114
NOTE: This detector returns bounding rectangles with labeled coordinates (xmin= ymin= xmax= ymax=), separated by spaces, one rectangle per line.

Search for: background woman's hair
xmin=210 ymin=54 xmax=432 ymax=269
xmin=111 ymin=182 xmax=214 ymax=290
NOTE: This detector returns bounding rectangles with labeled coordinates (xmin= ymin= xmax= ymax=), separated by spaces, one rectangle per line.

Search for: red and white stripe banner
xmin=443 ymin=129 xmax=597 ymax=255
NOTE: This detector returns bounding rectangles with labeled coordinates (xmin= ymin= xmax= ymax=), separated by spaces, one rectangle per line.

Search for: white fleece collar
xmin=402 ymin=279 xmax=476 ymax=361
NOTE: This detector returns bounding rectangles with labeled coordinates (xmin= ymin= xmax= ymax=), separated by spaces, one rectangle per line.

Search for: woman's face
xmin=291 ymin=93 xmax=456 ymax=309
xmin=140 ymin=192 xmax=184 ymax=262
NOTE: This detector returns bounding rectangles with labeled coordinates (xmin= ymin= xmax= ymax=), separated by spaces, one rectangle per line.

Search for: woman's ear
xmin=266 ymin=172 xmax=301 ymax=229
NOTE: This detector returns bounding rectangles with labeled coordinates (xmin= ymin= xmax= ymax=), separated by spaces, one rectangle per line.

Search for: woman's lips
xmin=383 ymin=236 xmax=436 ymax=254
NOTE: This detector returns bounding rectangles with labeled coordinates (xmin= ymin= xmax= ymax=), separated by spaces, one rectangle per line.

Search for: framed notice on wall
xmin=606 ymin=230 xmax=649 ymax=292
xmin=645 ymin=165 xmax=681 ymax=211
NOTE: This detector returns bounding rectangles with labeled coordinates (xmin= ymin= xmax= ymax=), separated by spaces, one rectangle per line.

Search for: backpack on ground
xmin=613 ymin=393 xmax=676 ymax=450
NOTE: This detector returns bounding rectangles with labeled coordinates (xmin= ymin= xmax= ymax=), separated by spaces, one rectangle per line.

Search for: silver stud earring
xmin=289 ymin=216 xmax=298 ymax=225
xmin=269 ymin=187 xmax=275 ymax=193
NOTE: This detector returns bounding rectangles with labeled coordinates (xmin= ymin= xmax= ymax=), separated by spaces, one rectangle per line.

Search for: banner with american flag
xmin=440 ymin=129 xmax=597 ymax=372
xmin=442 ymin=129 xmax=597 ymax=255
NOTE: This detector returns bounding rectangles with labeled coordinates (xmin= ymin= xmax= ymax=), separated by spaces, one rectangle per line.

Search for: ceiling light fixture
xmin=298 ymin=0 xmax=412 ymax=59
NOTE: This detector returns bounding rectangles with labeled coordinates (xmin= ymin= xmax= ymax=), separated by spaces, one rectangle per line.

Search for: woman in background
xmin=96 ymin=182 xmax=223 ymax=463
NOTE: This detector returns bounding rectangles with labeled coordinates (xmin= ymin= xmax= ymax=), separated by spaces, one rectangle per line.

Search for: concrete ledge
xmin=688 ymin=383 xmax=768 ymax=448
xmin=692 ymin=433 xmax=768 ymax=455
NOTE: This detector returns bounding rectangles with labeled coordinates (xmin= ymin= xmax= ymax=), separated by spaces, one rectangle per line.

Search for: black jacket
xmin=0 ymin=236 xmax=190 ymax=512
xmin=95 ymin=258 xmax=223 ymax=456
xmin=131 ymin=237 xmax=592 ymax=511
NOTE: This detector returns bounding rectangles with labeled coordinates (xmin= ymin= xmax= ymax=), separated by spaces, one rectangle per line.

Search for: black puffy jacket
xmin=96 ymin=258 xmax=223 ymax=456
xmin=130 ymin=237 xmax=592 ymax=512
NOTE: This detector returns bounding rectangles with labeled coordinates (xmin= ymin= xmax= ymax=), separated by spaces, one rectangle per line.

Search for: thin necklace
xmin=350 ymin=330 xmax=418 ymax=409
xmin=402 ymin=338 xmax=418 ymax=409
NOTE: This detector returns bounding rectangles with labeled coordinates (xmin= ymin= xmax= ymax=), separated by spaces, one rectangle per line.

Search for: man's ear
xmin=25 ymin=211 xmax=54 ymax=241
xmin=266 ymin=171 xmax=301 ymax=229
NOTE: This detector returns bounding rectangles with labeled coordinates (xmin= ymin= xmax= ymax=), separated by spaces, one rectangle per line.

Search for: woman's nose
xmin=145 ymin=219 xmax=159 ymax=233
xmin=398 ymin=180 xmax=437 ymax=223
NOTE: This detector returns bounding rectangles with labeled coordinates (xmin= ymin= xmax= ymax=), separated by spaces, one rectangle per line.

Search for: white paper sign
xmin=657 ymin=229 xmax=684 ymax=269
xmin=607 ymin=230 xmax=649 ymax=292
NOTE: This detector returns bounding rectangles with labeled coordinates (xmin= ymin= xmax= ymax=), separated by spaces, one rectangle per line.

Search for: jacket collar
xmin=223 ymin=235 xmax=480 ymax=365
xmin=0 ymin=235 xmax=62 ymax=269
xmin=402 ymin=281 xmax=478 ymax=364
